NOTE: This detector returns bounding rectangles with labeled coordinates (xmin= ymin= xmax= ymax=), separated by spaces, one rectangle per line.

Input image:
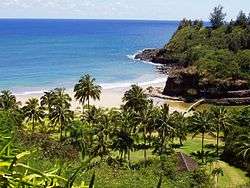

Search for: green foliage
xmin=209 ymin=5 xmax=226 ymax=29
xmin=161 ymin=8 xmax=250 ymax=92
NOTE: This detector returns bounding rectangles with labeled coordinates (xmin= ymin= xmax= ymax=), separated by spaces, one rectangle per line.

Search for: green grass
xmin=177 ymin=134 xmax=250 ymax=188
xmin=208 ymin=161 xmax=249 ymax=188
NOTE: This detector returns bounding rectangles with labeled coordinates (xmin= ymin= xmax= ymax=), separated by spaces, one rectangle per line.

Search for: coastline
xmin=16 ymin=80 xmax=169 ymax=111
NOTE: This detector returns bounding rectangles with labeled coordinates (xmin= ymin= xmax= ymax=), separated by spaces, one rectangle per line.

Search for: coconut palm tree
xmin=118 ymin=110 xmax=137 ymax=164
xmin=171 ymin=111 xmax=187 ymax=146
xmin=191 ymin=110 xmax=214 ymax=163
xmin=74 ymin=74 xmax=102 ymax=110
xmin=40 ymin=90 xmax=55 ymax=119
xmin=50 ymin=88 xmax=73 ymax=141
xmin=123 ymin=84 xmax=150 ymax=113
xmin=211 ymin=107 xmax=231 ymax=157
xmin=22 ymin=98 xmax=45 ymax=133
xmin=0 ymin=90 xmax=20 ymax=110
xmin=136 ymin=102 xmax=155 ymax=166
xmin=154 ymin=104 xmax=175 ymax=156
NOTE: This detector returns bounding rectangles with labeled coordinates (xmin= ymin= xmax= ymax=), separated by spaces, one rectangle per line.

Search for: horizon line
xmin=0 ymin=17 xmax=210 ymax=22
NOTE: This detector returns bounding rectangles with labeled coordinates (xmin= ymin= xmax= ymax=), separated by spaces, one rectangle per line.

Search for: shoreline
xmin=16 ymin=80 xmax=168 ymax=111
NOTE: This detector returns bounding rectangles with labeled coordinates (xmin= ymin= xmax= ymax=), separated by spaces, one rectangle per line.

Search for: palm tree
xmin=22 ymin=98 xmax=45 ymax=133
xmin=50 ymin=88 xmax=73 ymax=141
xmin=40 ymin=90 xmax=55 ymax=119
xmin=154 ymin=105 xmax=175 ymax=156
xmin=234 ymin=134 xmax=250 ymax=162
xmin=191 ymin=110 xmax=214 ymax=163
xmin=123 ymin=85 xmax=150 ymax=113
xmin=211 ymin=107 xmax=231 ymax=157
xmin=118 ymin=110 xmax=136 ymax=164
xmin=136 ymin=102 xmax=154 ymax=166
xmin=172 ymin=111 xmax=187 ymax=146
xmin=212 ymin=167 xmax=224 ymax=187
xmin=74 ymin=74 xmax=102 ymax=110
xmin=0 ymin=90 xmax=20 ymax=110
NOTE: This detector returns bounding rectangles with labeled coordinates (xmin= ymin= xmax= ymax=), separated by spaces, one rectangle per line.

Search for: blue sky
xmin=0 ymin=0 xmax=249 ymax=20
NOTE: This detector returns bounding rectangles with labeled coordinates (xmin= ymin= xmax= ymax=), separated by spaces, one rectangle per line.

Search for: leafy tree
xmin=22 ymin=98 xmax=45 ymax=133
xmin=123 ymin=85 xmax=150 ymax=113
xmin=0 ymin=90 xmax=20 ymax=111
xmin=74 ymin=74 xmax=102 ymax=110
xmin=235 ymin=10 xmax=248 ymax=26
xmin=209 ymin=5 xmax=226 ymax=29
xmin=191 ymin=111 xmax=214 ymax=163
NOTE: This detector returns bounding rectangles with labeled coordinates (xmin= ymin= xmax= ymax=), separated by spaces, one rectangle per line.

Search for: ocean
xmin=0 ymin=19 xmax=178 ymax=95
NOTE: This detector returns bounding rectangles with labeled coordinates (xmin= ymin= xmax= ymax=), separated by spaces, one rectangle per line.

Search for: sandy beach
xmin=16 ymin=81 xmax=168 ymax=111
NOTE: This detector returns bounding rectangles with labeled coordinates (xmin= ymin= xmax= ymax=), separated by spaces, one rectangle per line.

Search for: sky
xmin=0 ymin=0 xmax=249 ymax=21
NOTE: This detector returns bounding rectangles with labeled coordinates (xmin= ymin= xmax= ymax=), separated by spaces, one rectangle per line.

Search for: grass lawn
xmin=177 ymin=134 xmax=250 ymax=188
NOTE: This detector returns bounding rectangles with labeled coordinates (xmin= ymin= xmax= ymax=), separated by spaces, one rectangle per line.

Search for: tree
xmin=74 ymin=74 xmax=102 ymax=110
xmin=171 ymin=111 xmax=187 ymax=146
xmin=40 ymin=90 xmax=55 ymax=119
xmin=22 ymin=98 xmax=45 ymax=133
xmin=211 ymin=107 xmax=231 ymax=157
xmin=0 ymin=90 xmax=20 ymax=111
xmin=235 ymin=11 xmax=248 ymax=26
xmin=191 ymin=111 xmax=214 ymax=163
xmin=234 ymin=134 xmax=250 ymax=162
xmin=136 ymin=103 xmax=154 ymax=166
xmin=154 ymin=105 xmax=174 ymax=156
xmin=50 ymin=88 xmax=73 ymax=141
xmin=123 ymin=85 xmax=150 ymax=113
xmin=209 ymin=5 xmax=226 ymax=29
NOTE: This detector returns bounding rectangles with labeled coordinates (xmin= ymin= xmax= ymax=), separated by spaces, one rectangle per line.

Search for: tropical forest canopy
xmin=162 ymin=6 xmax=250 ymax=87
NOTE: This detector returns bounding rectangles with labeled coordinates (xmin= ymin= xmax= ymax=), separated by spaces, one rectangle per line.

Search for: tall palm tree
xmin=74 ymin=74 xmax=102 ymax=110
xmin=211 ymin=107 xmax=231 ymax=157
xmin=118 ymin=110 xmax=136 ymax=164
xmin=172 ymin=111 xmax=187 ymax=146
xmin=154 ymin=105 xmax=175 ymax=156
xmin=191 ymin=110 xmax=214 ymax=163
xmin=0 ymin=90 xmax=20 ymax=110
xmin=40 ymin=90 xmax=55 ymax=119
xmin=22 ymin=98 xmax=45 ymax=133
xmin=50 ymin=88 xmax=73 ymax=141
xmin=122 ymin=85 xmax=150 ymax=113
xmin=136 ymin=102 xmax=154 ymax=166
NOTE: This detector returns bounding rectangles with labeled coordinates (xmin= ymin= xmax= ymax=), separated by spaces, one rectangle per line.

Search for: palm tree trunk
xmin=87 ymin=96 xmax=90 ymax=110
xmin=179 ymin=137 xmax=183 ymax=146
xmin=60 ymin=119 xmax=63 ymax=142
xmin=32 ymin=115 xmax=35 ymax=133
xmin=144 ymin=126 xmax=147 ymax=167
xmin=202 ymin=132 xmax=204 ymax=163
xmin=216 ymin=126 xmax=219 ymax=157
xmin=128 ymin=149 xmax=131 ymax=166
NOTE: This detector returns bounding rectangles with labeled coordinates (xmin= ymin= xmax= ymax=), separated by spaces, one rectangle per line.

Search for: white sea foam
xmin=100 ymin=77 xmax=167 ymax=89
xmin=14 ymin=90 xmax=46 ymax=96
xmin=126 ymin=48 xmax=161 ymax=66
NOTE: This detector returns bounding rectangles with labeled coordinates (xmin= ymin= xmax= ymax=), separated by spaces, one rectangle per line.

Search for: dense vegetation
xmin=158 ymin=6 xmax=250 ymax=96
xmin=0 ymin=74 xmax=249 ymax=187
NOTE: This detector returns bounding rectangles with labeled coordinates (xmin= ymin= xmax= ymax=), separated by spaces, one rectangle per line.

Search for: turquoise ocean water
xmin=0 ymin=19 xmax=178 ymax=95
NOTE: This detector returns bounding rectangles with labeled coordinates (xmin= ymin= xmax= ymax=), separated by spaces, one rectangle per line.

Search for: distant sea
xmin=0 ymin=19 xmax=178 ymax=95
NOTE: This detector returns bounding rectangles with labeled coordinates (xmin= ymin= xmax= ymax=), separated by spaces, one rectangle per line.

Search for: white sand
xmin=16 ymin=82 xmax=167 ymax=111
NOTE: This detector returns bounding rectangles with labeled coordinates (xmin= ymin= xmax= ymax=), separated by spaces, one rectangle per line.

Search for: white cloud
xmin=0 ymin=0 xmax=249 ymax=20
